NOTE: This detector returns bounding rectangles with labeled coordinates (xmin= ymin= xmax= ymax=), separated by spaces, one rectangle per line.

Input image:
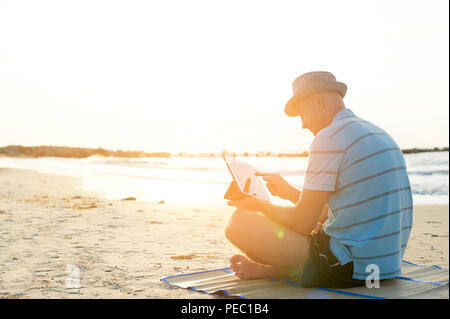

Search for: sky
xmin=0 ymin=0 xmax=448 ymax=154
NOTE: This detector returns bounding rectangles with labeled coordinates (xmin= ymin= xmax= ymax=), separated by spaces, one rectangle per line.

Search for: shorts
xmin=299 ymin=227 xmax=366 ymax=288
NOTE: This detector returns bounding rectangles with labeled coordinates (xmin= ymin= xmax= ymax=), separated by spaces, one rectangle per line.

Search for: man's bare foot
xmin=229 ymin=254 xmax=283 ymax=280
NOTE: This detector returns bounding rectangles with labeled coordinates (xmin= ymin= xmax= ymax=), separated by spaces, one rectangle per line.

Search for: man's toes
xmin=230 ymin=254 xmax=246 ymax=264
xmin=230 ymin=262 xmax=241 ymax=273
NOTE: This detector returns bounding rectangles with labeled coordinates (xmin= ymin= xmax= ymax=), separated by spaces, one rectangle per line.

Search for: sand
xmin=0 ymin=167 xmax=448 ymax=299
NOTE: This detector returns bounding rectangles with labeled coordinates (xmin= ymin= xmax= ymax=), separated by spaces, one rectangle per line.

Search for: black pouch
xmin=304 ymin=228 xmax=365 ymax=288
xmin=312 ymin=228 xmax=333 ymax=274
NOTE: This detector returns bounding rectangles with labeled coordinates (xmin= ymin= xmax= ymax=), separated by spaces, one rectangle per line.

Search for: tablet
xmin=223 ymin=155 xmax=270 ymax=202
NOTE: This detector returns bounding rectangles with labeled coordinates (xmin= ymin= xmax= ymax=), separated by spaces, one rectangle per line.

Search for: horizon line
xmin=0 ymin=144 xmax=449 ymax=159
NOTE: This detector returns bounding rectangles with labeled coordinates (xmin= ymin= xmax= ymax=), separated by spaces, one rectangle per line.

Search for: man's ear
xmin=312 ymin=94 xmax=325 ymax=109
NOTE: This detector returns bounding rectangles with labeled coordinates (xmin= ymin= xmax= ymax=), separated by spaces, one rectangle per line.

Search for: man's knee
xmin=225 ymin=209 xmax=255 ymax=243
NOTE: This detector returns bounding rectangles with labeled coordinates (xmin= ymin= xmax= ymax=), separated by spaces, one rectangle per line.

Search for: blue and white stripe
xmin=303 ymin=108 xmax=413 ymax=280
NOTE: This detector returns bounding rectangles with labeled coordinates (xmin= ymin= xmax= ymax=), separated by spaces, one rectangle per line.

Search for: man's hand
xmin=255 ymin=172 xmax=301 ymax=204
xmin=227 ymin=196 xmax=269 ymax=212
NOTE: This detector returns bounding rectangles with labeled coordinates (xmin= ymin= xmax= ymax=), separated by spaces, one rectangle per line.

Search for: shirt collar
xmin=332 ymin=108 xmax=355 ymax=123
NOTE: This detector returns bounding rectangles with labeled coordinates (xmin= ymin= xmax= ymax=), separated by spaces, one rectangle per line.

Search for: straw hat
xmin=284 ymin=71 xmax=347 ymax=117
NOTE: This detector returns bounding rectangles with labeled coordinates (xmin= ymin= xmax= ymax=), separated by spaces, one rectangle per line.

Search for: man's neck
xmin=326 ymin=105 xmax=345 ymax=126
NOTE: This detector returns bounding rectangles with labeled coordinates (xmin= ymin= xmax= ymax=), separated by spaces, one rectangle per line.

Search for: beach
xmin=0 ymin=167 xmax=448 ymax=299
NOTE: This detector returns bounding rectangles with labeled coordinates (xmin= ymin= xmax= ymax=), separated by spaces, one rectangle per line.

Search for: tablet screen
xmin=223 ymin=155 xmax=270 ymax=201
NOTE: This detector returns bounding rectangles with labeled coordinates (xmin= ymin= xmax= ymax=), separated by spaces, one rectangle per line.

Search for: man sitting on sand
xmin=225 ymin=71 xmax=413 ymax=288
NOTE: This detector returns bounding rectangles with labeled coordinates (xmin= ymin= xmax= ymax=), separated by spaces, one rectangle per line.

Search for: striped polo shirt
xmin=303 ymin=108 xmax=413 ymax=280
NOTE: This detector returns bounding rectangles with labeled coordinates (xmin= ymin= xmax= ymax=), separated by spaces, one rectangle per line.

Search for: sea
xmin=0 ymin=151 xmax=448 ymax=206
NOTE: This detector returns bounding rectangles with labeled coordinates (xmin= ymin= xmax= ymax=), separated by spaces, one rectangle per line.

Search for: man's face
xmin=294 ymin=95 xmax=325 ymax=136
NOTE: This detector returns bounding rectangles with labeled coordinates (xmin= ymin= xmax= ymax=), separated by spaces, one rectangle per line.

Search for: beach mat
xmin=161 ymin=260 xmax=449 ymax=299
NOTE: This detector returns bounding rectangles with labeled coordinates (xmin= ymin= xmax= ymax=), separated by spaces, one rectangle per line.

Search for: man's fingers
xmin=227 ymin=201 xmax=238 ymax=206
xmin=227 ymin=198 xmax=250 ymax=207
xmin=262 ymin=176 xmax=275 ymax=182
xmin=255 ymin=171 xmax=278 ymax=177
xmin=262 ymin=175 xmax=283 ymax=183
xmin=267 ymin=183 xmax=279 ymax=196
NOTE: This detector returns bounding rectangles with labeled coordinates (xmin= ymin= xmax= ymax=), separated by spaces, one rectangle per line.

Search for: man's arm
xmin=286 ymin=187 xmax=301 ymax=204
xmin=284 ymin=187 xmax=329 ymax=221
xmin=258 ymin=188 xmax=331 ymax=235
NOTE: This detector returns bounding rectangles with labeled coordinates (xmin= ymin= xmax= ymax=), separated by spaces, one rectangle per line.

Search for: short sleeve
xmin=303 ymin=134 xmax=344 ymax=191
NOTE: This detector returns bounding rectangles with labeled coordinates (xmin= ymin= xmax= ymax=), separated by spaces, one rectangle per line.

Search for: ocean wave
xmin=411 ymin=183 xmax=449 ymax=196
xmin=408 ymin=170 xmax=449 ymax=176
xmin=412 ymin=189 xmax=448 ymax=196
xmin=84 ymin=157 xmax=224 ymax=172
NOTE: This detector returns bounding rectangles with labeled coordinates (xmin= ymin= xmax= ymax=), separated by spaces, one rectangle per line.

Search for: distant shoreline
xmin=0 ymin=145 xmax=448 ymax=159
